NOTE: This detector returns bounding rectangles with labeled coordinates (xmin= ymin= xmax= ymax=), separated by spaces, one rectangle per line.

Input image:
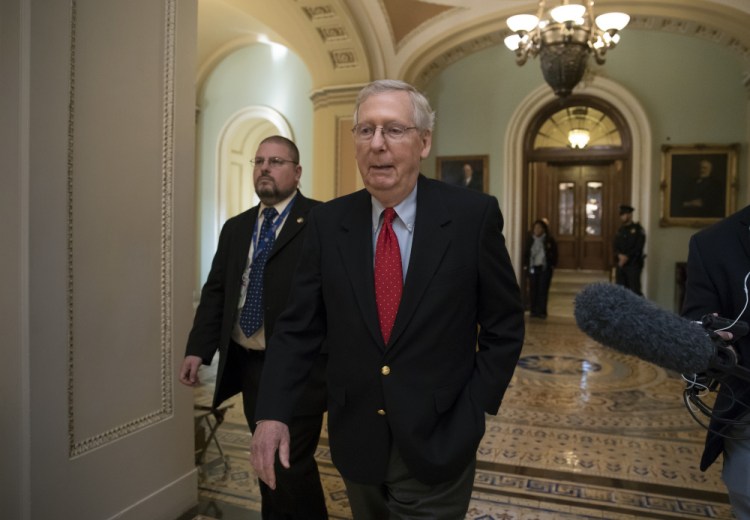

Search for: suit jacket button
xmin=381 ymin=365 xmax=390 ymax=376
xmin=377 ymin=409 xmax=386 ymax=416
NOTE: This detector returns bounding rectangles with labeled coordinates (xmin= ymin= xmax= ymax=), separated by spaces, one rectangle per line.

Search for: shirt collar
xmin=371 ymin=183 xmax=417 ymax=233
xmin=259 ymin=190 xmax=297 ymax=220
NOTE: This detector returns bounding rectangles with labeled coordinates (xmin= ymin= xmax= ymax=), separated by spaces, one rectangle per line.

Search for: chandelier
xmin=567 ymin=128 xmax=590 ymax=148
xmin=504 ymin=1 xmax=630 ymax=97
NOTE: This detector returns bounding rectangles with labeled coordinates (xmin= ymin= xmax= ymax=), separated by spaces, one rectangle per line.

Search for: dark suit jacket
xmin=184 ymin=191 xmax=326 ymax=415
xmin=682 ymin=204 xmax=750 ymax=470
xmin=256 ymin=175 xmax=525 ymax=485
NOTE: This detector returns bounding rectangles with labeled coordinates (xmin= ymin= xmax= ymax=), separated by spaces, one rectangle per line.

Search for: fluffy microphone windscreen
xmin=574 ymin=283 xmax=715 ymax=374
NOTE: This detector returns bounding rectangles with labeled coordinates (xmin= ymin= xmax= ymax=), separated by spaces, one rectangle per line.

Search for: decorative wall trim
xmin=317 ymin=25 xmax=349 ymax=43
xmin=159 ymin=0 xmax=176 ymax=432
xmin=309 ymin=83 xmax=364 ymax=109
xmin=66 ymin=0 xmax=177 ymax=458
xmin=330 ymin=49 xmax=357 ymax=69
xmin=66 ymin=0 xmax=78 ymax=459
xmin=297 ymin=2 xmax=360 ymax=71
xmin=302 ymin=5 xmax=335 ymax=21
xmin=628 ymin=16 xmax=750 ymax=59
xmin=415 ymin=32 xmax=504 ymax=88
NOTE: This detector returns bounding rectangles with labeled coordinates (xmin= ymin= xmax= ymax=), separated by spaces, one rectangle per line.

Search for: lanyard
xmin=250 ymin=195 xmax=296 ymax=262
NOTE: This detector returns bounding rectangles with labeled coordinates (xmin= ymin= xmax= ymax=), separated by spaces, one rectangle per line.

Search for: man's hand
xmin=617 ymin=253 xmax=628 ymax=267
xmin=705 ymin=313 xmax=736 ymax=342
xmin=715 ymin=330 xmax=734 ymax=342
xmin=251 ymin=420 xmax=290 ymax=489
xmin=178 ymin=355 xmax=203 ymax=386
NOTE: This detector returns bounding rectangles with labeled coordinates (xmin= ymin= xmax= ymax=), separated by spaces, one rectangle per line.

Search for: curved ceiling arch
xmin=197 ymin=1 xmax=750 ymax=95
xmin=197 ymin=0 xmax=373 ymax=95
xmin=396 ymin=1 xmax=750 ymax=89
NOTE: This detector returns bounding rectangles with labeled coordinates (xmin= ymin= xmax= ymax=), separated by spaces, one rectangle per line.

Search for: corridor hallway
xmin=183 ymin=272 xmax=734 ymax=520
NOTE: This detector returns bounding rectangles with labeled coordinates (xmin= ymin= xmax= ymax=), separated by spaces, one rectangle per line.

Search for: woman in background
xmin=525 ymin=219 xmax=558 ymax=319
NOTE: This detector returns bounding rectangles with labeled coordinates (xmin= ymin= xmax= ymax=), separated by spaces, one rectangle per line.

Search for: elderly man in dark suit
xmin=179 ymin=135 xmax=327 ymax=519
xmin=251 ymin=80 xmax=525 ymax=518
xmin=682 ymin=204 xmax=750 ymax=518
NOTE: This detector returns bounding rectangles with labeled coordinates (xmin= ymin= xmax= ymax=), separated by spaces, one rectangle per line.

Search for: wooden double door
xmin=530 ymin=161 xmax=624 ymax=271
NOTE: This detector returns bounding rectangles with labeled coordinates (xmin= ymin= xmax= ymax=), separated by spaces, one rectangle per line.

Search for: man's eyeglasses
xmin=250 ymin=157 xmax=298 ymax=168
xmin=351 ymin=124 xmax=419 ymax=142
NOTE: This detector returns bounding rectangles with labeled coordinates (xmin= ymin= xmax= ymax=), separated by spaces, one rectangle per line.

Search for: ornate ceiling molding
xmin=310 ymin=83 xmax=366 ymax=109
xmin=297 ymin=1 xmax=362 ymax=74
xmin=628 ymin=15 xmax=749 ymax=59
xmin=410 ymin=15 xmax=750 ymax=91
xmin=413 ymin=32 xmax=504 ymax=89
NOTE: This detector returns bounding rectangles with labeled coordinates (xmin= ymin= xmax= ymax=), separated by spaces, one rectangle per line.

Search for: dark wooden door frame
xmin=521 ymin=95 xmax=633 ymax=272
xmin=538 ymin=161 xmax=621 ymax=270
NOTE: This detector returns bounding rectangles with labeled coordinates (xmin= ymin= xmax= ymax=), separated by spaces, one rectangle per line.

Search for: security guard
xmin=613 ymin=204 xmax=646 ymax=295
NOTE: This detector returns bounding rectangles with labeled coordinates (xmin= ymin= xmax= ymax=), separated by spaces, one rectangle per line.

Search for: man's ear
xmin=420 ymin=130 xmax=432 ymax=159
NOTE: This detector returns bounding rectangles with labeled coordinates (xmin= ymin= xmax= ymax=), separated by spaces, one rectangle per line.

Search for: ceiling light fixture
xmin=504 ymin=1 xmax=629 ymax=97
xmin=567 ymin=128 xmax=591 ymax=149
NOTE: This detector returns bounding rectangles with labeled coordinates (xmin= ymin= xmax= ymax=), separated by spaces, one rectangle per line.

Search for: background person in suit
xmin=613 ymin=204 xmax=646 ymax=295
xmin=682 ymin=205 xmax=750 ymax=518
xmin=179 ymin=136 xmax=328 ymax=519
xmin=250 ymin=80 xmax=525 ymax=518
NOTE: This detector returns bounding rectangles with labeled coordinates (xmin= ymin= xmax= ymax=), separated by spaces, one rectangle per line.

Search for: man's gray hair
xmin=353 ymin=79 xmax=436 ymax=132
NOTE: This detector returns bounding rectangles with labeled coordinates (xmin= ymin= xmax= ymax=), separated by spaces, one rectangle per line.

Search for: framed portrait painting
xmin=436 ymin=155 xmax=489 ymax=193
xmin=660 ymin=144 xmax=738 ymax=227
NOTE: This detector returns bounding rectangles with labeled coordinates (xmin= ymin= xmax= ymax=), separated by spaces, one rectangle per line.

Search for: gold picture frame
xmin=436 ymin=155 xmax=489 ymax=193
xmin=660 ymin=143 xmax=738 ymax=227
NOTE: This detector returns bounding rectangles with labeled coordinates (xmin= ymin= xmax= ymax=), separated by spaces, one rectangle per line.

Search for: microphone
xmin=574 ymin=283 xmax=716 ymax=374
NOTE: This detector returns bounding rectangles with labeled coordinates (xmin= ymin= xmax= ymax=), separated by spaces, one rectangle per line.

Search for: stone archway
xmin=524 ymin=96 xmax=632 ymax=272
xmin=504 ymin=77 xmax=653 ymax=290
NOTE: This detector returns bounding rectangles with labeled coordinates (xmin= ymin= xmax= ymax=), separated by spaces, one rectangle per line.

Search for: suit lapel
xmin=227 ymin=196 xmax=310 ymax=322
xmin=336 ymin=179 xmax=452 ymax=349
xmin=388 ymin=176 xmax=452 ymax=348
xmin=226 ymin=196 xmax=309 ymax=315
xmin=238 ymin=207 xmax=259 ymax=256
xmin=268 ymin=193 xmax=310 ymax=261
xmin=336 ymin=190 xmax=384 ymax=348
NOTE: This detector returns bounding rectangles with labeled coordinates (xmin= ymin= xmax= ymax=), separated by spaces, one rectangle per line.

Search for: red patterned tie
xmin=374 ymin=208 xmax=403 ymax=344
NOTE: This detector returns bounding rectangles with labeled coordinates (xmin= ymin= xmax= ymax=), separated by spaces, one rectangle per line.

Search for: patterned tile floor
xmin=182 ymin=290 xmax=735 ymax=520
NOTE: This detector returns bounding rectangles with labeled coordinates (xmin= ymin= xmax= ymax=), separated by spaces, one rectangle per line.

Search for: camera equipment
xmin=684 ymin=314 xmax=750 ymax=439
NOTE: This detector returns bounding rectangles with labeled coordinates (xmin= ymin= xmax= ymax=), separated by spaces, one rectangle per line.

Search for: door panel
xmin=531 ymin=162 xmax=618 ymax=270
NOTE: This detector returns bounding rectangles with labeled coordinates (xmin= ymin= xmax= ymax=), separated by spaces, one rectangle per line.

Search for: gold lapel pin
xmin=297 ymin=217 xmax=304 ymax=224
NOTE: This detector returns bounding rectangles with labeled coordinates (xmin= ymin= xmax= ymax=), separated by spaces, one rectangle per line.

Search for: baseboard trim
xmin=107 ymin=468 xmax=198 ymax=520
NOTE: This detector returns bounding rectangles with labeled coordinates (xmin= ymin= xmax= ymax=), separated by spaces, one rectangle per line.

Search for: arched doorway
xmin=215 ymin=105 xmax=294 ymax=235
xmin=523 ymin=96 xmax=632 ymax=272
